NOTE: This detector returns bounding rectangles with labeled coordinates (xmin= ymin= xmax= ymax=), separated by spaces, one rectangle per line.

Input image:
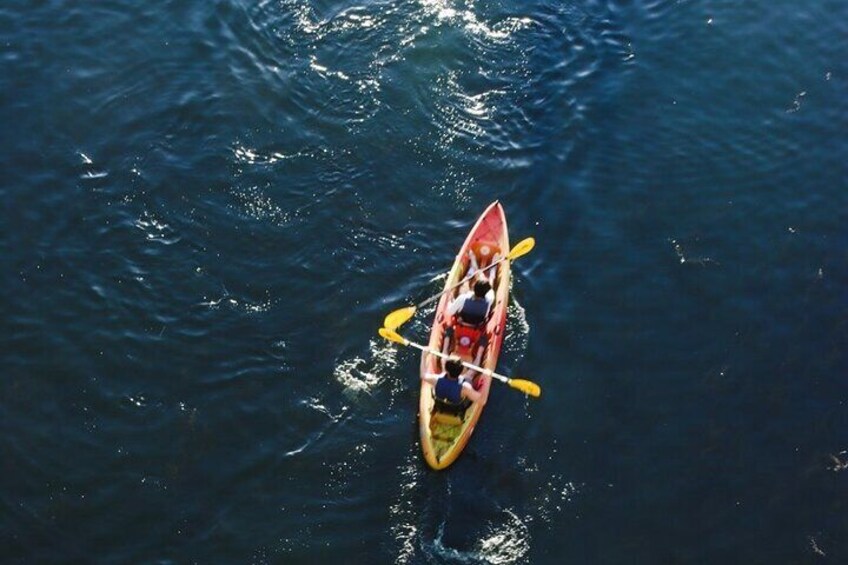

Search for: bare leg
xmin=469 ymin=249 xmax=499 ymax=288
xmin=467 ymin=249 xmax=480 ymax=275
xmin=462 ymin=250 xmax=480 ymax=294
xmin=468 ymin=343 xmax=486 ymax=388
xmin=441 ymin=327 xmax=453 ymax=358
xmin=486 ymin=253 xmax=500 ymax=285
xmin=473 ymin=346 xmax=484 ymax=366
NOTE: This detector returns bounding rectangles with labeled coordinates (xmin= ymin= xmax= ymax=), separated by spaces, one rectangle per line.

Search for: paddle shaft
xmin=401 ymin=336 xmax=508 ymax=385
xmin=416 ymin=255 xmax=506 ymax=310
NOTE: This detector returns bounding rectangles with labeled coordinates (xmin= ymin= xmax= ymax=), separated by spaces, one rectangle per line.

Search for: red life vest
xmin=453 ymin=322 xmax=484 ymax=358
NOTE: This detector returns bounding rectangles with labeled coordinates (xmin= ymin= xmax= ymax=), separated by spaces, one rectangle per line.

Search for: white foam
xmin=420 ymin=508 xmax=531 ymax=564
xmin=477 ymin=509 xmax=531 ymax=564
xmin=333 ymin=338 xmax=398 ymax=395
xmin=333 ymin=357 xmax=379 ymax=393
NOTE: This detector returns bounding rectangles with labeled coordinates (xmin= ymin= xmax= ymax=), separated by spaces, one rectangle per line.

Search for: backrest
xmin=469 ymin=241 xmax=501 ymax=268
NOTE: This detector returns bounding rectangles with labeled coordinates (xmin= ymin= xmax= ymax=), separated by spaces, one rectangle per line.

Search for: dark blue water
xmin=2 ymin=0 xmax=847 ymax=562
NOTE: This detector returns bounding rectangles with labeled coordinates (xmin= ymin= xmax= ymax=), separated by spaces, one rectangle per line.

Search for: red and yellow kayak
xmin=418 ymin=201 xmax=510 ymax=470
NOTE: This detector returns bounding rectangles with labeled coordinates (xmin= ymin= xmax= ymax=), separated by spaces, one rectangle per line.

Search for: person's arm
xmin=461 ymin=381 xmax=482 ymax=403
xmin=458 ymin=347 xmax=486 ymax=383
xmin=472 ymin=346 xmax=485 ymax=367
xmin=447 ymin=293 xmax=468 ymax=316
xmin=482 ymin=290 xmax=496 ymax=317
xmin=421 ymin=372 xmax=440 ymax=385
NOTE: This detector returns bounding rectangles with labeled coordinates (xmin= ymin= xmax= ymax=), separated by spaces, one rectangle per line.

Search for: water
xmin=2 ymin=0 xmax=847 ymax=562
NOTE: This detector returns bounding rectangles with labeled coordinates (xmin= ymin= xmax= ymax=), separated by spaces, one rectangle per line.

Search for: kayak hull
xmin=419 ymin=201 xmax=510 ymax=470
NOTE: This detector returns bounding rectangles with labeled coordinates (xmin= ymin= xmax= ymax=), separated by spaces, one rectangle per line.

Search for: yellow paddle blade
xmin=508 ymin=378 xmax=541 ymax=398
xmin=383 ymin=306 xmax=416 ymax=330
xmin=507 ymin=237 xmax=535 ymax=261
xmin=378 ymin=327 xmax=409 ymax=346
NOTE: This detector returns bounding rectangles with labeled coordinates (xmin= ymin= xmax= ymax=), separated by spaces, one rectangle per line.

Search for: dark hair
xmin=473 ymin=279 xmax=491 ymax=298
xmin=445 ymin=358 xmax=463 ymax=378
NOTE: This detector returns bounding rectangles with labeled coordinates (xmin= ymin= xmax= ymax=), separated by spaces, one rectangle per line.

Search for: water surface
xmin=2 ymin=0 xmax=847 ymax=562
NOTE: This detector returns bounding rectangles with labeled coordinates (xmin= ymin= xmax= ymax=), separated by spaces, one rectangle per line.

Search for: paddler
xmin=447 ymin=278 xmax=494 ymax=326
xmin=448 ymin=249 xmax=498 ymax=323
xmin=421 ymin=357 xmax=482 ymax=405
xmin=441 ymin=250 xmax=498 ymax=360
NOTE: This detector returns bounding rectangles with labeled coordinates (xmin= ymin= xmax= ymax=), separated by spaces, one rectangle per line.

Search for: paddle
xmin=378 ymin=327 xmax=541 ymax=397
xmin=383 ymin=237 xmax=535 ymax=330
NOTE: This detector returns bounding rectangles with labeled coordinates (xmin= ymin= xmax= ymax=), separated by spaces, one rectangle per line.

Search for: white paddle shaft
xmin=416 ymin=255 xmax=506 ymax=309
xmin=402 ymin=338 xmax=508 ymax=384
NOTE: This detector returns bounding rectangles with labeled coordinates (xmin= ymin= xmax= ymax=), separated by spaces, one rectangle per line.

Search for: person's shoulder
xmin=461 ymin=381 xmax=481 ymax=401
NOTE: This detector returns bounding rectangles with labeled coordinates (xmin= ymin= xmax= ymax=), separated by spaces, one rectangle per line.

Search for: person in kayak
xmin=447 ymin=278 xmax=495 ymax=326
xmin=441 ymin=253 xmax=497 ymax=361
xmin=442 ymin=280 xmax=492 ymax=365
xmin=448 ymin=248 xmax=498 ymax=323
xmin=466 ymin=248 xmax=499 ymax=288
xmin=421 ymin=357 xmax=482 ymax=405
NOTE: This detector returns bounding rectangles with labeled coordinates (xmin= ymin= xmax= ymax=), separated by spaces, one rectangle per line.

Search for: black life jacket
xmin=459 ymin=296 xmax=489 ymax=326
xmin=435 ymin=376 xmax=464 ymax=405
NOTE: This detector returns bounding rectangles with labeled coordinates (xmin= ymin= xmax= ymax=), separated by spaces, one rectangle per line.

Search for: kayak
xmin=418 ymin=201 xmax=510 ymax=470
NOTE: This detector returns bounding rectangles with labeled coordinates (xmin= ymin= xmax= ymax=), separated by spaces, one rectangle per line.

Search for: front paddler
xmin=420 ymin=356 xmax=482 ymax=405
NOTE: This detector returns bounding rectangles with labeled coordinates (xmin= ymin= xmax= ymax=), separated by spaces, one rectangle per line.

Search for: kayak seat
xmin=445 ymin=323 xmax=489 ymax=362
xmin=469 ymin=240 xmax=502 ymax=272
xmin=431 ymin=393 xmax=470 ymax=418
xmin=431 ymin=411 xmax=464 ymax=427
